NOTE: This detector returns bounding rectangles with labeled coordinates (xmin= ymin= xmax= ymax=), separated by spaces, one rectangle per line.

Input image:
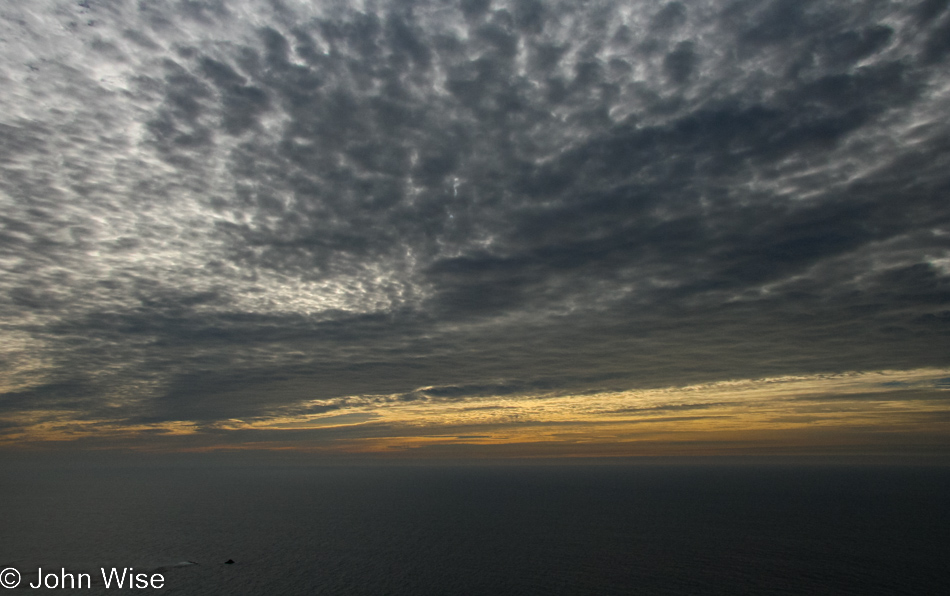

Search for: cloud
xmin=3 ymin=367 xmax=948 ymax=455
xmin=1 ymin=1 xmax=949 ymax=446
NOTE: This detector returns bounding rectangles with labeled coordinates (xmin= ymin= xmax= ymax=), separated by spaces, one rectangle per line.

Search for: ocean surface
xmin=1 ymin=460 xmax=948 ymax=595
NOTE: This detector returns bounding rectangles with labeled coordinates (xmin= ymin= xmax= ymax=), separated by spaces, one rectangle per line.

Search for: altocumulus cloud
xmin=1 ymin=0 xmax=949 ymax=448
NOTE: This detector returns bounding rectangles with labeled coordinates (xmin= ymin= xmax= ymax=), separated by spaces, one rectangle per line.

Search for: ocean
xmin=2 ymin=460 xmax=948 ymax=595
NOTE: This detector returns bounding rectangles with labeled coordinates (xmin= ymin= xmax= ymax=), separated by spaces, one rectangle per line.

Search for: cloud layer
xmin=1 ymin=0 xmax=949 ymax=450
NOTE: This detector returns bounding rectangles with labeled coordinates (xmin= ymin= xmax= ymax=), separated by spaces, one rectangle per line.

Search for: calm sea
xmin=1 ymin=460 xmax=948 ymax=595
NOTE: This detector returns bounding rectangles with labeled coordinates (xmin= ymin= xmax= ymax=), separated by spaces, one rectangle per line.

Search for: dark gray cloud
xmin=1 ymin=0 xmax=949 ymax=430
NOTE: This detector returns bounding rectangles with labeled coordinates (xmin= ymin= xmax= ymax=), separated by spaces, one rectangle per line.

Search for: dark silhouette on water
xmin=224 ymin=559 xmax=234 ymax=565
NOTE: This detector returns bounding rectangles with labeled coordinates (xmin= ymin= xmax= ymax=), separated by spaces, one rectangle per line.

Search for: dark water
xmin=2 ymin=462 xmax=948 ymax=595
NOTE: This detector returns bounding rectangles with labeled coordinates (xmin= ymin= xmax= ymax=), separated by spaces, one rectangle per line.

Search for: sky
xmin=1 ymin=0 xmax=949 ymax=458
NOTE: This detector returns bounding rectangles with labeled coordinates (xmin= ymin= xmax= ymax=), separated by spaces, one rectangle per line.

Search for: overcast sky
xmin=1 ymin=0 xmax=949 ymax=456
